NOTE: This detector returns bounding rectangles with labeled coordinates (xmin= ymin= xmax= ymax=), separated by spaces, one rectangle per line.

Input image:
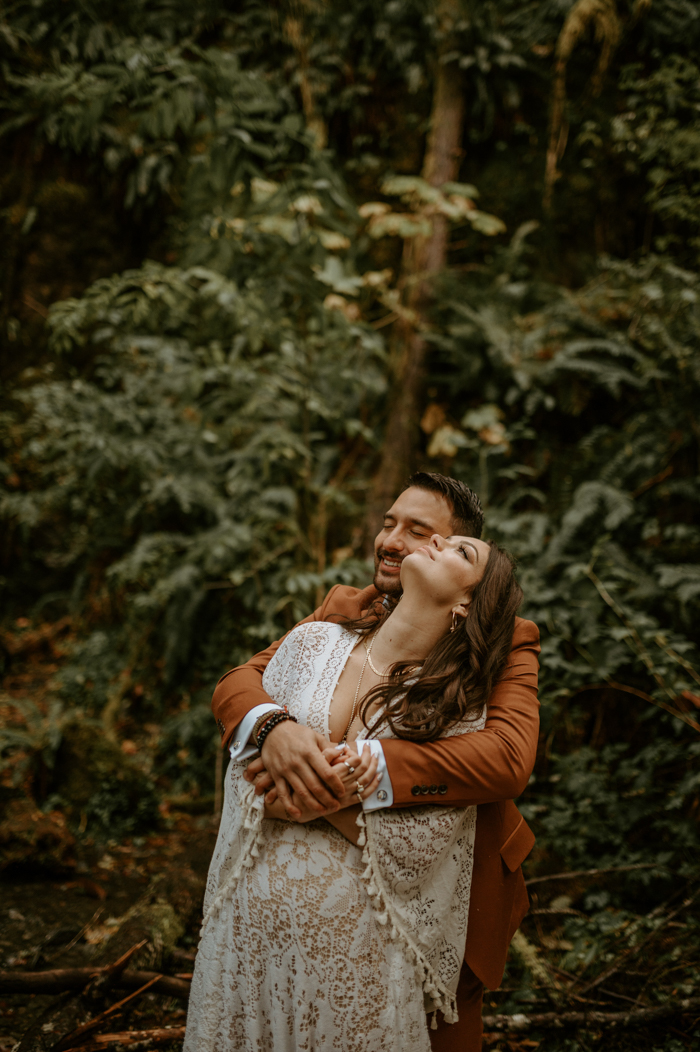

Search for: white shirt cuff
xmin=229 ymin=703 xmax=281 ymax=762
xmin=359 ymin=740 xmax=393 ymax=811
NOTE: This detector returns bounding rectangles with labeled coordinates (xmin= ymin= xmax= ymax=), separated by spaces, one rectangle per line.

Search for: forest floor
xmin=3 ymin=832 xmax=699 ymax=1052
xmin=0 ymin=816 xmax=217 ymax=1052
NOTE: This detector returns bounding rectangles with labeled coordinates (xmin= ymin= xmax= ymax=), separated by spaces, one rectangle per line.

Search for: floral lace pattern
xmin=184 ymin=622 xmax=485 ymax=1052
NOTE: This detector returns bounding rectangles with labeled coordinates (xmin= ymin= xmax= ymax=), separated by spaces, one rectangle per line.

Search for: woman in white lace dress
xmin=184 ymin=533 xmax=522 ymax=1052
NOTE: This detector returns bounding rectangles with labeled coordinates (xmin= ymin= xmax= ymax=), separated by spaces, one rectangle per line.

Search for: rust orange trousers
xmin=429 ymin=963 xmax=484 ymax=1052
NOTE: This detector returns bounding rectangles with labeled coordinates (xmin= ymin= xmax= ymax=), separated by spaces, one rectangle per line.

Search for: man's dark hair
xmin=403 ymin=471 xmax=484 ymax=538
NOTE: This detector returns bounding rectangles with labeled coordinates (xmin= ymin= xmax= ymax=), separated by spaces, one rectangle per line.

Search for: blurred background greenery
xmin=1 ymin=0 xmax=700 ymax=1046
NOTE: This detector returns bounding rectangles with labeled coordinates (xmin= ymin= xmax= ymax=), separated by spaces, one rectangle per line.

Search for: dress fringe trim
xmin=199 ymin=783 xmax=265 ymax=935
xmin=355 ymin=811 xmax=459 ymax=1025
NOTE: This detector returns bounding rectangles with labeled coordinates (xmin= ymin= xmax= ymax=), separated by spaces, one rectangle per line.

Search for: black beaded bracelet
xmin=253 ymin=705 xmax=291 ymax=748
xmin=252 ymin=710 xmax=276 ymax=747
xmin=256 ymin=710 xmax=298 ymax=752
xmin=253 ymin=706 xmax=291 ymax=748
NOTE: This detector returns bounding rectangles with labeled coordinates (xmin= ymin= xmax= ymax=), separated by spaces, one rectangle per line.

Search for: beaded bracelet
xmin=252 ymin=710 xmax=277 ymax=747
xmin=256 ymin=709 xmax=298 ymax=752
xmin=253 ymin=705 xmax=293 ymax=748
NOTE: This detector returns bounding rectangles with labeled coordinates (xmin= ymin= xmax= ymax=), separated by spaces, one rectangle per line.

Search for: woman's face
xmin=400 ymin=534 xmax=490 ymax=610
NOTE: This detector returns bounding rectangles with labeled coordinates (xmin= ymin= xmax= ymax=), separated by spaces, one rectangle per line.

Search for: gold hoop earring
xmin=450 ymin=610 xmax=458 ymax=633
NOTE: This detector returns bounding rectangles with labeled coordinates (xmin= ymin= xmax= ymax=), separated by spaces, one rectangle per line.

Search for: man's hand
xmin=247 ymin=739 xmax=381 ymax=817
xmin=262 ymin=743 xmax=381 ymax=837
xmin=244 ymin=720 xmax=346 ymax=818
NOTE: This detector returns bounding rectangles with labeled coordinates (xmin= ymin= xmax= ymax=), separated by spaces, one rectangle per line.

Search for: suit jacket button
xmin=411 ymin=785 xmax=421 ymax=796
xmin=377 ymin=789 xmax=388 ymax=802
xmin=429 ymin=785 xmax=438 ymax=794
xmin=438 ymin=784 xmax=448 ymax=794
xmin=420 ymin=785 xmax=429 ymax=795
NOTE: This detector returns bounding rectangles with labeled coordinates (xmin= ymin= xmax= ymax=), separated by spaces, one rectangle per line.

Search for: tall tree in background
xmin=368 ymin=0 xmax=466 ymax=536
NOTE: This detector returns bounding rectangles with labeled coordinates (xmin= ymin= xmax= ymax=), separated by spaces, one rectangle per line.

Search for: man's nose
xmin=430 ymin=533 xmax=445 ymax=550
xmin=383 ymin=526 xmax=406 ymax=551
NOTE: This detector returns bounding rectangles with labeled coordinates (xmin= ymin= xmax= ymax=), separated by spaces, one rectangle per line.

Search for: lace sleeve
xmin=201 ymin=629 xmax=313 ymax=937
xmin=261 ymin=625 xmax=304 ymax=702
xmin=354 ymin=713 xmax=485 ymax=1025
xmin=356 ymin=804 xmax=475 ymax=1023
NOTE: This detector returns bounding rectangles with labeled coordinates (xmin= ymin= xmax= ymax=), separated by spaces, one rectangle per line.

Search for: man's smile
xmin=378 ymin=553 xmax=402 ymax=573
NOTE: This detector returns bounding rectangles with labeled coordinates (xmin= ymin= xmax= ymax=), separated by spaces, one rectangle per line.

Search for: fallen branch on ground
xmin=55 ymin=974 xmax=165 ymax=1051
xmin=0 ymin=967 xmax=190 ymax=1000
xmin=12 ymin=943 xmax=150 ymax=1052
xmin=60 ymin=1027 xmax=186 ymax=1051
xmin=482 ymin=996 xmax=700 ymax=1031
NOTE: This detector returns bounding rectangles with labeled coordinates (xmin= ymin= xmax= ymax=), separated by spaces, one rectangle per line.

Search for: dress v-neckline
xmin=323 ymin=625 xmax=364 ymax=743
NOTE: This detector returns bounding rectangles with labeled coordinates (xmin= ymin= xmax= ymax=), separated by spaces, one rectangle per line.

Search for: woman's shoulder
xmin=285 ymin=619 xmax=355 ymax=647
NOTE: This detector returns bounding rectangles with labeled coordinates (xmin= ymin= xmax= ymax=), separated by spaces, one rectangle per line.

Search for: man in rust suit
xmin=211 ymin=471 xmax=540 ymax=1051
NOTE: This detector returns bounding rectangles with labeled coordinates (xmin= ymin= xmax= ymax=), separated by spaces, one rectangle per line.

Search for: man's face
xmin=373 ymin=487 xmax=455 ymax=596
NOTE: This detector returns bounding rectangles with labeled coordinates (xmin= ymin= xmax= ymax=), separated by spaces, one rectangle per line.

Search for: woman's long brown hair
xmin=342 ymin=542 xmax=523 ymax=743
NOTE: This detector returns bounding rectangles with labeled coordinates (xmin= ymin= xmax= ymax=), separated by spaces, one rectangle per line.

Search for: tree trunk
xmin=284 ymin=5 xmax=327 ymax=149
xmin=366 ymin=0 xmax=466 ymax=545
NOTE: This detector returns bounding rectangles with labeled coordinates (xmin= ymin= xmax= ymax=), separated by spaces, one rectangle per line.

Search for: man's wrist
xmin=358 ymin=740 xmax=392 ymax=811
xmin=256 ymin=708 xmax=298 ymax=752
xmin=252 ymin=710 xmax=280 ymax=748
xmin=259 ymin=711 xmax=303 ymax=757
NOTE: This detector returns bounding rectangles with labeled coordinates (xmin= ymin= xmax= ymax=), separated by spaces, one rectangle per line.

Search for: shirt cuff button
xmin=377 ymin=789 xmax=388 ymax=802
xmin=232 ymin=741 xmax=241 ymax=749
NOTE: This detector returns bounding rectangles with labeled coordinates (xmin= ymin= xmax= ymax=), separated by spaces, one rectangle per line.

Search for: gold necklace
xmin=365 ymin=634 xmax=422 ymax=678
xmin=340 ymin=633 xmax=377 ymax=743
xmin=363 ymin=634 xmax=386 ymax=677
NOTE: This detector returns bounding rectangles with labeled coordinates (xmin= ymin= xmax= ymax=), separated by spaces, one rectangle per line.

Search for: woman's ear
xmin=451 ymin=600 xmax=470 ymax=623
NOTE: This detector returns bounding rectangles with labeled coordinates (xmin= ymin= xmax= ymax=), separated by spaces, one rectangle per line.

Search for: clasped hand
xmin=243 ymin=720 xmax=380 ymax=820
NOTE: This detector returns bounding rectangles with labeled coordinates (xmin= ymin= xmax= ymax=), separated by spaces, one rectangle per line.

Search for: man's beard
xmin=373 ymin=549 xmax=404 ymax=597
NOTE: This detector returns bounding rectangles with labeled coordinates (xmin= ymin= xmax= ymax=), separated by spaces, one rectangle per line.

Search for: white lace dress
xmin=184 ymin=622 xmax=485 ymax=1052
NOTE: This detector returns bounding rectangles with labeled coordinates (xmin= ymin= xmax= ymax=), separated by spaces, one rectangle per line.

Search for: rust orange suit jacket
xmin=211 ymin=583 xmax=540 ymax=991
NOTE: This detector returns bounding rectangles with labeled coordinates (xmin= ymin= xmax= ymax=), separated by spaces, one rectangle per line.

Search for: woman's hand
xmin=243 ymin=722 xmax=344 ymax=818
xmin=324 ymin=743 xmax=381 ymax=808
xmin=261 ymin=743 xmax=380 ymax=822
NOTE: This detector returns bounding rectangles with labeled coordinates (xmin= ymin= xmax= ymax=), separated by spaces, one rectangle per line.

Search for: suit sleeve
xmin=211 ymin=587 xmax=342 ymax=749
xmin=382 ymin=620 xmax=541 ymax=809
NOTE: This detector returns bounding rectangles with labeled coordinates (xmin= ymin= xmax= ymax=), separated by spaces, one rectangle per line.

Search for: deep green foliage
xmin=613 ymin=56 xmax=700 ymax=258
xmin=6 ymin=261 xmax=383 ymax=676
xmin=1 ymin=0 xmax=699 ymax=1039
